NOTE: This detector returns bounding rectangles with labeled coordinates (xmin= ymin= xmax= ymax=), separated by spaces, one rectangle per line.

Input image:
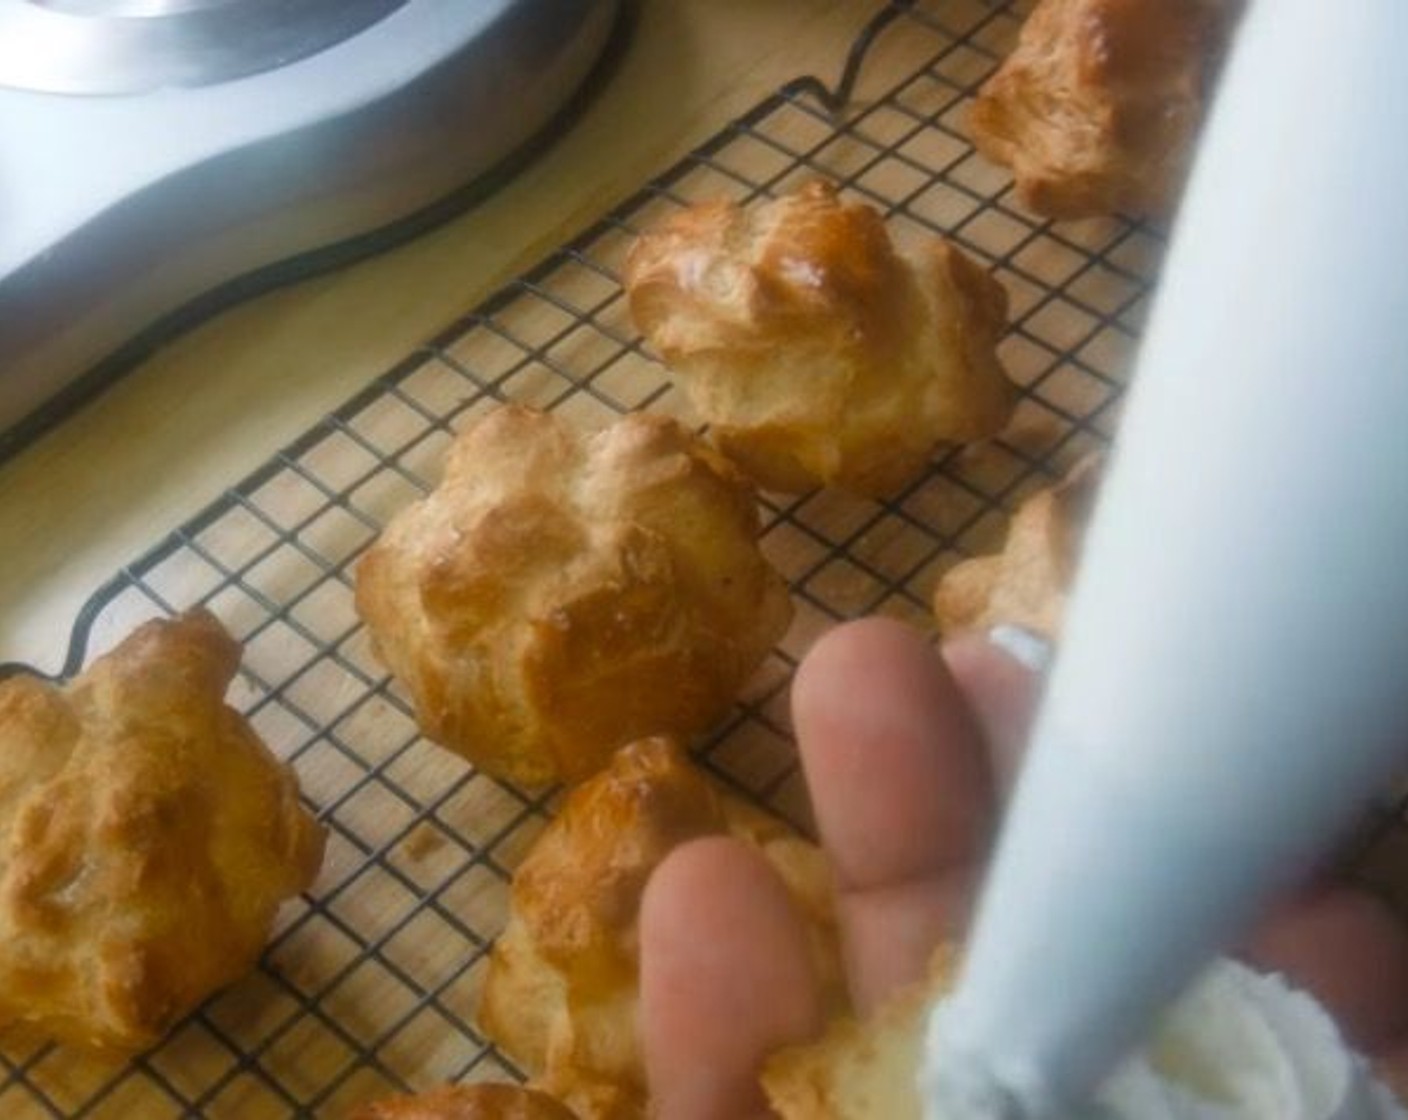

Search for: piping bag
xmin=920 ymin=1 xmax=1408 ymax=1116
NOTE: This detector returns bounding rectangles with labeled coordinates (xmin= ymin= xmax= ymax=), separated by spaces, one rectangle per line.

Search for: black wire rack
xmin=5 ymin=1 xmax=1394 ymax=1116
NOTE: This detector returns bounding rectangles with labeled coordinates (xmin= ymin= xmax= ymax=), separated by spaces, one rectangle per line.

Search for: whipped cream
xmin=921 ymin=959 xmax=1406 ymax=1120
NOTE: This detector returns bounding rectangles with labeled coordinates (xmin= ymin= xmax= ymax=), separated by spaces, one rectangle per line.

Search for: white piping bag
xmin=921 ymin=1 xmax=1408 ymax=1116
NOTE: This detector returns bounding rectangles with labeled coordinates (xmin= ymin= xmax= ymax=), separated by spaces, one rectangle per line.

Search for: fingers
xmin=1244 ymin=884 xmax=1408 ymax=1052
xmin=646 ymin=614 xmax=1408 ymax=1120
xmin=793 ymin=618 xmax=996 ymax=896
xmin=942 ymin=630 xmax=1047 ymax=796
xmin=640 ymin=624 xmax=1049 ymax=1115
xmin=641 ymin=836 xmax=824 ymax=1120
xmin=791 ymin=618 xmax=1001 ymax=1013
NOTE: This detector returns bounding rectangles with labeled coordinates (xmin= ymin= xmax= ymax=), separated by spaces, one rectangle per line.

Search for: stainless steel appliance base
xmin=0 ymin=0 xmax=621 ymax=459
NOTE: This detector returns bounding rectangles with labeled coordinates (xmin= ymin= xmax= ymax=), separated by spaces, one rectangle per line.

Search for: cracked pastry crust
xmin=354 ymin=406 xmax=792 ymax=787
xmin=933 ymin=455 xmax=1101 ymax=640
xmin=762 ymin=945 xmax=959 ymax=1120
xmin=0 ymin=610 xmax=325 ymax=1052
xmin=969 ymin=0 xmax=1241 ymax=220
xmin=347 ymin=1083 xmax=577 ymax=1120
xmin=478 ymin=737 xmax=843 ymax=1120
xmin=623 ymin=180 xmax=1014 ymax=495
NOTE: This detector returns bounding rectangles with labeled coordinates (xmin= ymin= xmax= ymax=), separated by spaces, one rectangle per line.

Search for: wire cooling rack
xmin=4 ymin=1 xmax=1397 ymax=1116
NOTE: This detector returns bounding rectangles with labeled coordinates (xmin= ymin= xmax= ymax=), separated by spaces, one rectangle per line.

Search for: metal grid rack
xmin=5 ymin=1 xmax=1384 ymax=1115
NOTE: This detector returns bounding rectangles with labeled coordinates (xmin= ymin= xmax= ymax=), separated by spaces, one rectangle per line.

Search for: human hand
xmin=639 ymin=618 xmax=1408 ymax=1119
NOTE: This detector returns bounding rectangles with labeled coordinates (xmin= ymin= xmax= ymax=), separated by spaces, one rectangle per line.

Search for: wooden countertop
xmin=0 ymin=0 xmax=877 ymax=670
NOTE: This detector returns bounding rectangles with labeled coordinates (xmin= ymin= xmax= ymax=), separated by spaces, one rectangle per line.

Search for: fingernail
xmin=987 ymin=624 xmax=1053 ymax=673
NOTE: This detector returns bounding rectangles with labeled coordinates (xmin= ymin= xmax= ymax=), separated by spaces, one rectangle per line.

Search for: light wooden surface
xmin=0 ymin=0 xmax=877 ymax=671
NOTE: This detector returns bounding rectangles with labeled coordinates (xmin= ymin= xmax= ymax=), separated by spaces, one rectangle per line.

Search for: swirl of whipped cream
xmin=923 ymin=959 xmax=1406 ymax=1119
